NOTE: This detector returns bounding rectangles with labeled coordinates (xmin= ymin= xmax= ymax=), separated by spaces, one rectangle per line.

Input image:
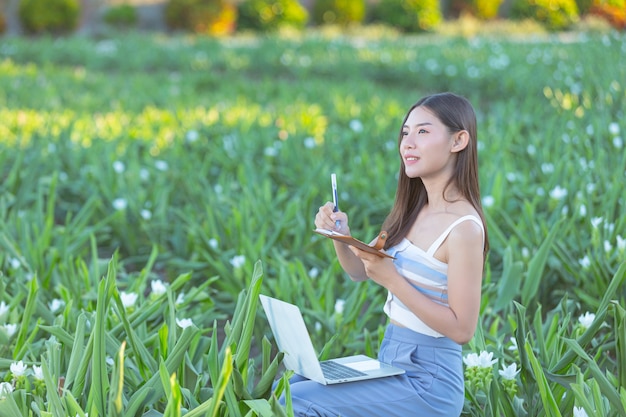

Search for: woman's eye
xmin=401 ymin=131 xmax=408 ymax=136
xmin=418 ymin=128 xmax=427 ymax=134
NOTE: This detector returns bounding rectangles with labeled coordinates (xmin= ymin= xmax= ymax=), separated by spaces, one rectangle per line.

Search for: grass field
xmin=0 ymin=22 xmax=625 ymax=416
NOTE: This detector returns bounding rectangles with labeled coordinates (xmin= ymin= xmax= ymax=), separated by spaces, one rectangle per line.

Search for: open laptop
xmin=259 ymin=294 xmax=405 ymax=385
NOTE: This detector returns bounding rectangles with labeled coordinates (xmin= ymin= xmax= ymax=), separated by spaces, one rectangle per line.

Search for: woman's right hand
xmin=315 ymin=202 xmax=349 ymax=234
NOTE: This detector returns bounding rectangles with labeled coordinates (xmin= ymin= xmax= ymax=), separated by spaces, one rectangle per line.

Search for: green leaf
xmin=494 ymin=246 xmax=524 ymax=311
xmin=563 ymin=338 xmax=626 ymax=415
xmin=521 ymin=220 xmax=562 ymax=305
xmin=87 ymin=255 xmax=117 ymax=417
xmin=524 ymin=340 xmax=562 ymax=417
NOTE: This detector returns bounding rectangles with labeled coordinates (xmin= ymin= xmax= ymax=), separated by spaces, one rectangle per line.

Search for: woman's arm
xmin=355 ymin=220 xmax=484 ymax=344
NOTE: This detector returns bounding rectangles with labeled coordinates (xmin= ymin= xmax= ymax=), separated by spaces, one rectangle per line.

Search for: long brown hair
xmin=382 ymin=92 xmax=489 ymax=257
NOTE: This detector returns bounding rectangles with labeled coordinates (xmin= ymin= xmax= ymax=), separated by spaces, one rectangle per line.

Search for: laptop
xmin=259 ymin=294 xmax=405 ymax=385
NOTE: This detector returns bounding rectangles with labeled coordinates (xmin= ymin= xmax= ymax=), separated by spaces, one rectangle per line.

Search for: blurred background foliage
xmin=0 ymin=0 xmax=625 ymax=36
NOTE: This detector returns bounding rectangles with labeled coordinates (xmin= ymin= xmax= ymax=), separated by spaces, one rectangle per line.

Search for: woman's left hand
xmin=348 ymin=247 xmax=399 ymax=289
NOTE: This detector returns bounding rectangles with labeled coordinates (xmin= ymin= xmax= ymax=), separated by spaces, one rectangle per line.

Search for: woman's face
xmin=400 ymin=106 xmax=456 ymax=180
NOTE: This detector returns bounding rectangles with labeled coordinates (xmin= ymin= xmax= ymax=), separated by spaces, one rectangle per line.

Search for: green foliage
xmin=576 ymin=0 xmax=596 ymax=14
xmin=0 ymin=28 xmax=625 ymax=415
xmin=312 ymin=0 xmax=366 ymax=25
xmin=368 ymin=0 xmax=442 ymax=32
xmin=472 ymin=0 xmax=505 ymax=19
xmin=164 ymin=0 xmax=237 ymax=35
xmin=510 ymin=0 xmax=580 ymax=30
xmin=446 ymin=0 xmax=505 ymax=19
xmin=18 ymin=0 xmax=80 ymax=35
xmin=237 ymin=0 xmax=309 ymax=31
xmin=103 ymin=4 xmax=139 ymax=29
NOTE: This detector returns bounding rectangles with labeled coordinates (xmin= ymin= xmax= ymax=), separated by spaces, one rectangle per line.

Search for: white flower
xmin=304 ymin=137 xmax=316 ymax=149
xmin=112 ymin=198 xmax=127 ymax=211
xmin=614 ymin=136 xmax=623 ymax=148
xmin=526 ymin=144 xmax=536 ymax=155
xmin=541 ymin=163 xmax=554 ymax=173
xmin=463 ymin=351 xmax=498 ymax=368
xmin=0 ymin=301 xmax=9 ymax=316
xmin=176 ymin=318 xmax=194 ymax=329
xmin=334 ymin=299 xmax=345 ymax=315
xmin=3 ymin=323 xmax=18 ymax=337
xmin=573 ymin=406 xmax=589 ymax=417
xmin=586 ymin=183 xmax=596 ymax=193
xmin=578 ymin=204 xmax=587 ymax=216
xmin=264 ymin=146 xmax=278 ymax=157
xmin=230 ymin=255 xmax=246 ymax=269
xmin=578 ymin=312 xmax=595 ymax=329
xmin=608 ymin=122 xmax=620 ymax=135
xmin=604 ymin=240 xmax=612 ymax=252
xmin=120 ymin=292 xmax=138 ymax=309
xmin=482 ymin=195 xmax=495 ymax=208
xmin=591 ymin=217 xmax=603 ymax=228
xmin=32 ymin=365 xmax=44 ymax=381
xmin=113 ymin=161 xmax=125 ymax=173
xmin=507 ymin=336 xmax=518 ymax=352
xmin=151 ymin=280 xmax=167 ymax=296
xmin=175 ymin=292 xmax=185 ymax=305
xmin=578 ymin=256 xmax=591 ymax=269
xmin=49 ymin=298 xmax=65 ymax=313
xmin=498 ymin=363 xmax=520 ymax=380
xmin=309 ymin=267 xmax=319 ymax=279
xmin=208 ymin=238 xmax=218 ymax=249
xmin=10 ymin=360 xmax=28 ymax=377
xmin=106 ymin=356 xmax=115 ymax=366
xmin=549 ymin=185 xmax=568 ymax=200
xmin=139 ymin=168 xmax=150 ymax=181
xmin=186 ymin=130 xmax=199 ymax=142
xmin=0 ymin=382 xmax=13 ymax=399
xmin=155 ymin=160 xmax=169 ymax=171
xmin=9 ymin=257 xmax=20 ymax=269
xmin=521 ymin=247 xmax=530 ymax=259
xmin=140 ymin=209 xmax=152 ymax=220
xmin=617 ymin=235 xmax=625 ymax=252
xmin=349 ymin=119 xmax=363 ymax=133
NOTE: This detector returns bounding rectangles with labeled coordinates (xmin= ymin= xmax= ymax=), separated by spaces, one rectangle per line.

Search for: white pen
xmin=331 ymin=173 xmax=340 ymax=229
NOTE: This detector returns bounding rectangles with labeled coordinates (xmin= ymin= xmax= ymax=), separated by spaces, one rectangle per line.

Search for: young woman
xmin=289 ymin=92 xmax=489 ymax=417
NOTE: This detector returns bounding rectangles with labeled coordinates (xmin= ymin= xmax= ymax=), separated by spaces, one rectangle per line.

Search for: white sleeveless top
xmin=383 ymin=215 xmax=484 ymax=338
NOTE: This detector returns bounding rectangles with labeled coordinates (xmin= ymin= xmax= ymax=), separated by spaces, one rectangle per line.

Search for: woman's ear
xmin=451 ymin=130 xmax=470 ymax=153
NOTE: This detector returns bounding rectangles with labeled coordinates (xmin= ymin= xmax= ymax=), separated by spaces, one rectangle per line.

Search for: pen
xmin=331 ymin=173 xmax=340 ymax=229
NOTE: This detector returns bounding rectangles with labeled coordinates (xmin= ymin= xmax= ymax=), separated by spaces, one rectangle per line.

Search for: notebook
xmin=259 ymin=294 xmax=405 ymax=385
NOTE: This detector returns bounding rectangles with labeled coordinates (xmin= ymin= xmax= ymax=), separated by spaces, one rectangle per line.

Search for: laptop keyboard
xmin=320 ymin=361 xmax=367 ymax=380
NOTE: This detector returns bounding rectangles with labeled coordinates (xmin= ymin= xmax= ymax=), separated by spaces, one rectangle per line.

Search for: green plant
xmin=446 ymin=0 xmax=505 ymax=19
xmin=164 ymin=0 xmax=237 ymax=35
xmin=368 ymin=0 xmax=442 ymax=32
xmin=473 ymin=0 xmax=505 ymax=19
xmin=237 ymin=0 xmax=309 ymax=31
xmin=312 ymin=0 xmax=366 ymax=26
xmin=576 ymin=0 xmax=595 ymax=14
xmin=510 ymin=0 xmax=580 ymax=30
xmin=18 ymin=0 xmax=80 ymax=34
xmin=103 ymin=3 xmax=138 ymax=29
